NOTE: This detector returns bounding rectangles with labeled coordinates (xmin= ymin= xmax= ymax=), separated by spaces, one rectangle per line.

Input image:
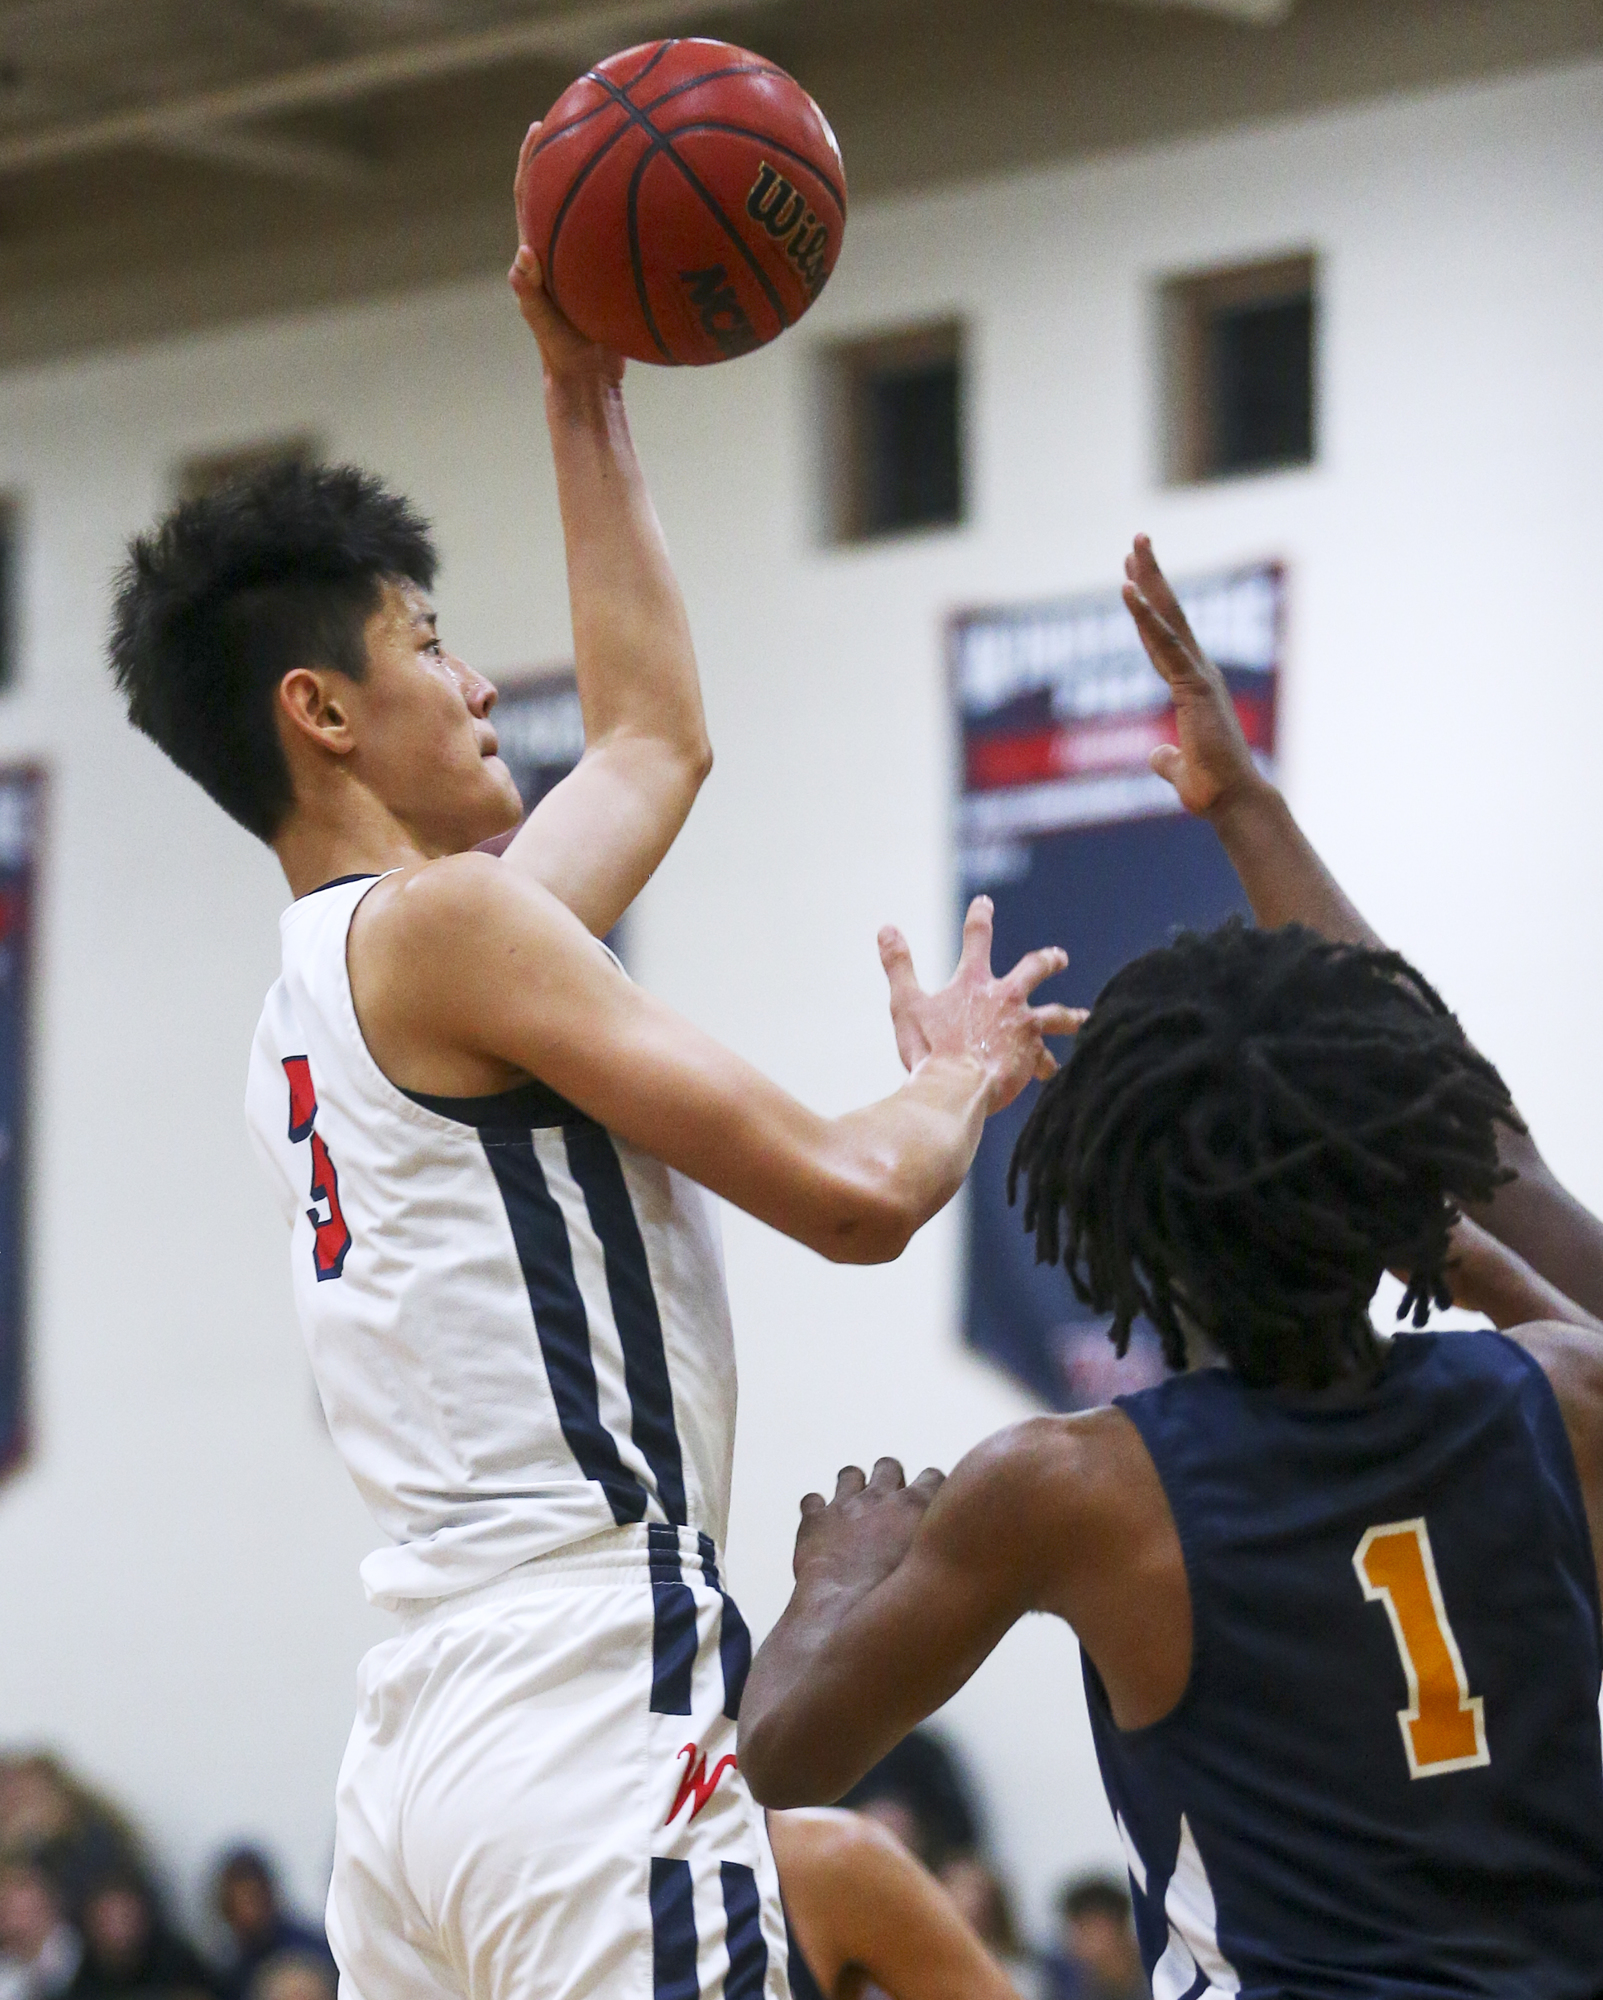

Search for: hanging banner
xmin=0 ymin=766 xmax=43 ymax=1483
xmin=952 ymin=564 xmax=1283 ymax=1410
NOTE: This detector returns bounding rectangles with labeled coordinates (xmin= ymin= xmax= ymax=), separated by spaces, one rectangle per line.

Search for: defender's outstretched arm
xmin=1124 ymin=535 xmax=1603 ymax=1320
xmin=499 ymin=140 xmax=712 ymax=940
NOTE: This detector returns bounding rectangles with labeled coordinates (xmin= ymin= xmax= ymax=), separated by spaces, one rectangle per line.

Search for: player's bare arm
xmin=351 ymin=860 xmax=1082 ymax=1263
xmin=1125 ymin=533 xmax=1603 ymax=1320
xmin=740 ymin=1427 xmax=1187 ymax=1808
xmin=499 ymin=175 xmax=713 ymax=941
xmin=766 ymin=1806 xmax=1017 ymax=2000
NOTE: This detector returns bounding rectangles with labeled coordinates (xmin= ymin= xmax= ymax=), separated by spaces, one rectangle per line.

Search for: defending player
xmin=738 ymin=540 xmax=1603 ymax=1995
xmin=105 ymin=220 xmax=1074 ymax=2000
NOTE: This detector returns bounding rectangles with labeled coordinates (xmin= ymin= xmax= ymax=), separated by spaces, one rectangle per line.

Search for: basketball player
xmin=105 ymin=212 xmax=1076 ymax=2000
xmin=738 ymin=540 xmax=1603 ymax=1994
xmin=765 ymin=1809 xmax=1014 ymax=2000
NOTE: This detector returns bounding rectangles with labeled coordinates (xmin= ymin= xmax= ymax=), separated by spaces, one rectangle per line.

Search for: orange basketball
xmin=515 ymin=39 xmax=847 ymax=367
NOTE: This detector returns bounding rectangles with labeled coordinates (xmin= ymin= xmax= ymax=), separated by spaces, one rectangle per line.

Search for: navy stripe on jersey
xmin=483 ymin=1135 xmax=649 ymax=1525
xmin=567 ymin=1121 xmax=689 ymax=1525
xmin=699 ymin=1530 xmax=753 ymax=1720
xmin=403 ymin=1076 xmax=585 ymax=1129
xmin=721 ymin=1863 xmax=768 ymax=2000
xmin=649 ymin=1523 xmax=699 ymax=1716
xmin=650 ymin=1858 xmax=699 ymax=2000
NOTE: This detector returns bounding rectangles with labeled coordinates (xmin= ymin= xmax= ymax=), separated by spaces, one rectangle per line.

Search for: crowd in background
xmin=0 ymin=1738 xmax=1147 ymax=2000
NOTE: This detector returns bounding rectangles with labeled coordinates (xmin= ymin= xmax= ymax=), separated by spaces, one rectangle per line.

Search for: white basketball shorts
xmin=326 ymin=1524 xmax=790 ymax=2000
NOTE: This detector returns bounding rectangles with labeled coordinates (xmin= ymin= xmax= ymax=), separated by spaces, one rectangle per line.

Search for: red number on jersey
xmin=281 ymin=1056 xmax=353 ymax=1282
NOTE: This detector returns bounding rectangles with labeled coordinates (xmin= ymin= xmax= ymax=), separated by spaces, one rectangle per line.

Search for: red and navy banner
xmin=0 ymin=767 xmax=43 ymax=1482
xmin=952 ymin=565 xmax=1283 ymax=1410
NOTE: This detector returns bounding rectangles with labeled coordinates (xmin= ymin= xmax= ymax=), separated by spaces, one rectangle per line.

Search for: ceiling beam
xmin=1110 ymin=0 xmax=1299 ymax=22
xmin=149 ymin=126 xmax=374 ymax=188
xmin=0 ymin=0 xmax=784 ymax=179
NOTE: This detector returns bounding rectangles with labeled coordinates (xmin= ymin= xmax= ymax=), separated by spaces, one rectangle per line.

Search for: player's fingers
xmin=1150 ymin=742 xmax=1186 ymax=790
xmin=1033 ymin=1043 xmax=1059 ymax=1082
xmin=515 ymin=119 xmax=544 ymax=188
xmin=1003 ymin=944 xmax=1069 ymax=996
xmin=878 ymin=926 xmax=922 ymax=1011
xmin=1123 ymin=583 xmax=1196 ymax=684
xmin=911 ymin=1467 xmax=946 ymax=1501
xmin=869 ymin=1456 xmax=907 ymax=1491
xmin=1032 ymin=1003 xmax=1088 ymax=1037
xmin=834 ymin=1465 xmax=867 ymax=1499
xmin=958 ymin=895 xmax=994 ymax=973
xmin=799 ymin=1491 xmax=826 ymax=1519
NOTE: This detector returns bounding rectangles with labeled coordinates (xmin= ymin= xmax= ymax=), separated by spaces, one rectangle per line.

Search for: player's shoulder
xmin=354 ymin=851 xmax=574 ymax=964
xmin=950 ymin=1405 xmax=1154 ymax=1514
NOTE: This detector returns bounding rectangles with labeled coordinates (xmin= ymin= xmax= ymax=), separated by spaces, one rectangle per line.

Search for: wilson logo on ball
xmin=746 ymin=163 xmax=831 ymax=300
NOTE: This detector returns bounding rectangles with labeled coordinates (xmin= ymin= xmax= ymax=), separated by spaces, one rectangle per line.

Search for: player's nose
xmin=462 ymin=667 xmax=498 ymax=716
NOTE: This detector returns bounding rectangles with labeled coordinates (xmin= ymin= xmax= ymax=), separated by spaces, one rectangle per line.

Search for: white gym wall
xmin=0 ymin=52 xmax=1598 ymax=1938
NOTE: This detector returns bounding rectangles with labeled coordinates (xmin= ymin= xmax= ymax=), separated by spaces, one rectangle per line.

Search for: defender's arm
xmin=353 ymin=859 xmax=1079 ymax=1264
xmin=767 ymin=1809 xmax=1016 ymax=2000
xmin=1124 ymin=535 xmax=1603 ymax=1319
xmin=498 ymin=207 xmax=711 ymax=940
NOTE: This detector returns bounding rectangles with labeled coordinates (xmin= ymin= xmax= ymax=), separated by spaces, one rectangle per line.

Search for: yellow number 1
xmin=1353 ymin=1518 xmax=1489 ymax=1779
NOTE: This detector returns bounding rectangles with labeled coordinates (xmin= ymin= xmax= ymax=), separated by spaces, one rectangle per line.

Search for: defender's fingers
xmin=878 ymin=926 xmax=922 ymax=1010
xmin=958 ymin=895 xmax=995 ymax=971
xmin=1033 ymin=1044 xmax=1060 ymax=1082
xmin=1150 ymin=742 xmax=1186 ymax=789
xmin=911 ymin=1467 xmax=947 ymax=1500
xmin=799 ymin=1491 xmax=826 ymax=1519
xmin=834 ymin=1465 xmax=867 ymax=1499
xmin=869 ymin=1456 xmax=907 ymax=1491
xmin=1003 ymin=944 xmax=1069 ymax=995
xmin=1129 ymin=534 xmax=1197 ymax=639
xmin=1123 ymin=583 xmax=1197 ymax=684
xmin=1031 ymin=1004 xmax=1088 ymax=1037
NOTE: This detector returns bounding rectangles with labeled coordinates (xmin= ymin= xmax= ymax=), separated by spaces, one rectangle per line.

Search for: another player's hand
xmin=510 ymin=124 xmax=625 ymax=388
xmin=1123 ymin=534 xmax=1264 ymax=819
xmin=793 ymin=1457 xmax=945 ymax=1596
xmin=878 ymin=896 xmax=1085 ymax=1112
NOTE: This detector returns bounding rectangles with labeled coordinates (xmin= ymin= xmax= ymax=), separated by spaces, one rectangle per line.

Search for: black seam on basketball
xmin=617 ymin=38 xmax=678 ymax=102
xmin=639 ymin=63 xmax=789 ymax=117
xmin=585 ymin=69 xmax=790 ymax=334
xmin=655 ymin=122 xmax=845 ymax=216
xmin=531 ymin=58 xmax=786 ymax=157
xmin=542 ymin=108 xmax=641 ymax=319
xmin=626 ymin=143 xmax=675 ymax=363
xmin=529 ymin=41 xmax=679 ymax=157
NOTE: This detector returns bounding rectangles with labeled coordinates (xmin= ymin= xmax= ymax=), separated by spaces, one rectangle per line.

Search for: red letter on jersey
xmin=282 ymin=1056 xmax=352 ymax=1282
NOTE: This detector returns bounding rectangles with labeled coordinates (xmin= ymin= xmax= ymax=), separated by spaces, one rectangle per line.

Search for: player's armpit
xmin=767 ymin=1809 xmax=1015 ymax=2000
xmin=350 ymin=854 xmax=986 ymax=1264
xmin=1502 ymin=1320 xmax=1603 ymax=1622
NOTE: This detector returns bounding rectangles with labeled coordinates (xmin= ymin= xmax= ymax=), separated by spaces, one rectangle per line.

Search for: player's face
xmin=353 ymin=580 xmax=524 ymax=852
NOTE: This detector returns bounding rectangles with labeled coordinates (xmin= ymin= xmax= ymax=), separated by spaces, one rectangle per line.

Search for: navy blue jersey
xmin=1086 ymin=1328 xmax=1603 ymax=1999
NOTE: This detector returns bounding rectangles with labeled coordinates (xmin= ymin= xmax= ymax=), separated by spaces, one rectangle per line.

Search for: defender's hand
xmin=794 ymin=1457 xmax=946 ymax=1595
xmin=511 ymin=126 xmax=625 ymax=388
xmin=878 ymin=897 xmax=1085 ymax=1111
xmin=1123 ymin=534 xmax=1263 ymax=820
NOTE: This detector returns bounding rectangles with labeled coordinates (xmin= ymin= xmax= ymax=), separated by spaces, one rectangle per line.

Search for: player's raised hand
xmin=510 ymin=126 xmax=624 ymax=388
xmin=1123 ymin=534 xmax=1262 ymax=819
xmin=878 ymin=896 xmax=1086 ymax=1112
xmin=793 ymin=1457 xmax=946 ymax=1594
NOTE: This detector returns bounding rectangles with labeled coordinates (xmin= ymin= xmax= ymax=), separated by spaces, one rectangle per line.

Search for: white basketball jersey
xmin=244 ymin=873 xmax=739 ymax=1610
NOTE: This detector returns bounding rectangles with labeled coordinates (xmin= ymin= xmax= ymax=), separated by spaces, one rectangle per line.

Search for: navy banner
xmin=492 ymin=668 xmax=587 ymax=816
xmin=0 ymin=767 xmax=42 ymax=1482
xmin=953 ymin=566 xmax=1283 ymax=1410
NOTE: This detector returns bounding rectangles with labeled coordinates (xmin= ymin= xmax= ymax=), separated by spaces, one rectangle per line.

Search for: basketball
xmin=514 ymin=39 xmax=847 ymax=367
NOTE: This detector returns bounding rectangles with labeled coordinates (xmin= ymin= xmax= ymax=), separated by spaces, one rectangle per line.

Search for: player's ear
xmin=278 ymin=666 xmax=357 ymax=757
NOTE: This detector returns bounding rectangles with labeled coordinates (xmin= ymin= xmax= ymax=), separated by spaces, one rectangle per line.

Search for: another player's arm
xmin=766 ymin=1808 xmax=1016 ymax=2000
xmin=354 ymin=860 xmax=1081 ymax=1262
xmin=1123 ymin=534 xmax=1603 ymax=1318
xmin=498 ymin=156 xmax=711 ymax=940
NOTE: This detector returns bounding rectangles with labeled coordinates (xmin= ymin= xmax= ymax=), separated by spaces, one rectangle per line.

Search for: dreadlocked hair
xmin=1008 ymin=919 xmax=1522 ymax=1389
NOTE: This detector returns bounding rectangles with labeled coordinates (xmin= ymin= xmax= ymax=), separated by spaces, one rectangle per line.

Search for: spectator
xmin=0 ymin=1855 xmax=82 ymax=1999
xmin=65 ymin=1868 xmax=219 ymax=2000
xmin=244 ymin=1958 xmax=333 ymax=2000
xmin=210 ymin=1854 xmax=329 ymax=2000
xmin=0 ymin=1762 xmax=141 ymax=1917
xmin=1042 ymin=1875 xmax=1148 ymax=2000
